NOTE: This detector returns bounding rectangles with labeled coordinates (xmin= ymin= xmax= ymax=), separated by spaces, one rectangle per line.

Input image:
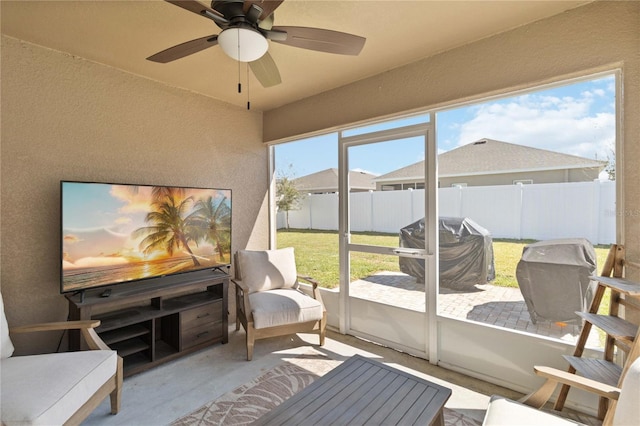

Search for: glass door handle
xmin=392 ymin=248 xmax=426 ymax=256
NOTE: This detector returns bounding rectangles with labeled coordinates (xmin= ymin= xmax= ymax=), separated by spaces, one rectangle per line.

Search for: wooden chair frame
xmin=232 ymin=253 xmax=326 ymax=361
xmin=9 ymin=319 xmax=123 ymax=424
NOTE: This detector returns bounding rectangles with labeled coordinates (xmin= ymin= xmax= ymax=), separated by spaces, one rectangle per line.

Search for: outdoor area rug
xmin=171 ymin=354 xmax=481 ymax=426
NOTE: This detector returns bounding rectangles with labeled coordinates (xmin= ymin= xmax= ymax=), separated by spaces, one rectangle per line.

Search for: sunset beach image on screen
xmin=61 ymin=181 xmax=231 ymax=293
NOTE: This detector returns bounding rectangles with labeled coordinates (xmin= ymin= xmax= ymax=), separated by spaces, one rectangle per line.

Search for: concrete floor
xmin=84 ymin=328 xmax=522 ymax=425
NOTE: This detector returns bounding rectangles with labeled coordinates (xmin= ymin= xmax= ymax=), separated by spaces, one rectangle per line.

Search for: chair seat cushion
xmin=1 ymin=350 xmax=117 ymax=425
xmin=249 ymin=288 xmax=323 ymax=329
xmin=482 ymin=396 xmax=584 ymax=426
xmin=615 ymin=356 xmax=640 ymax=426
xmin=0 ymin=292 xmax=14 ymax=359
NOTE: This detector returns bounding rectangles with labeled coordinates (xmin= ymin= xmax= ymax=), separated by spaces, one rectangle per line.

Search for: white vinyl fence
xmin=276 ymin=180 xmax=616 ymax=244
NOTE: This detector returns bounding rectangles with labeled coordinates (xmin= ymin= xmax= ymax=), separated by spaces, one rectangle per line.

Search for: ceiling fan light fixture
xmin=218 ymin=27 xmax=268 ymax=62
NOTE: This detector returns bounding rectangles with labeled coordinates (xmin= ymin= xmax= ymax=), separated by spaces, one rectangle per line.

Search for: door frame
xmin=337 ymin=120 xmax=439 ymax=361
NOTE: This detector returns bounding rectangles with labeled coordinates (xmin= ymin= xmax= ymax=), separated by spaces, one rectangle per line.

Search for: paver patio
xmin=349 ymin=271 xmax=602 ymax=348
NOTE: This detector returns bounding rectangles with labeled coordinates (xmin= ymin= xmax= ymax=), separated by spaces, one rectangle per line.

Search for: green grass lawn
xmin=277 ymin=229 xmax=611 ymax=293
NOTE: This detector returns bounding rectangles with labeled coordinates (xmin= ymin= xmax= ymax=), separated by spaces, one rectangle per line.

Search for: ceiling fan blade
xmin=165 ymin=0 xmax=228 ymax=25
xmin=147 ymin=35 xmax=218 ymax=63
xmin=249 ymin=52 xmax=282 ymax=87
xmin=244 ymin=1 xmax=284 ymax=22
xmin=270 ymin=26 xmax=366 ymax=56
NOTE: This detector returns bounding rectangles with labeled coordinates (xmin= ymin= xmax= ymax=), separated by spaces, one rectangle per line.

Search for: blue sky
xmin=275 ymin=74 xmax=616 ymax=178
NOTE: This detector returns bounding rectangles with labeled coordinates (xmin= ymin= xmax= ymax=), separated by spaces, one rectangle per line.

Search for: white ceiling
xmin=1 ymin=1 xmax=591 ymax=111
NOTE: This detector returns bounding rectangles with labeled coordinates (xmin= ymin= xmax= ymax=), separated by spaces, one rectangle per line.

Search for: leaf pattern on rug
xmin=171 ymin=356 xmax=481 ymax=426
xmin=171 ymin=362 xmax=321 ymax=426
xmin=443 ymin=408 xmax=483 ymax=426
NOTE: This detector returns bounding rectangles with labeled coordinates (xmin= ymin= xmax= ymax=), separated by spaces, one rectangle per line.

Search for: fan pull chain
xmin=246 ymin=63 xmax=251 ymax=110
xmin=237 ymin=29 xmax=242 ymax=94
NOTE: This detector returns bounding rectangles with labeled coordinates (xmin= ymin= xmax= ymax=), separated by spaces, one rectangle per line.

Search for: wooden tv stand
xmin=66 ymin=270 xmax=228 ymax=377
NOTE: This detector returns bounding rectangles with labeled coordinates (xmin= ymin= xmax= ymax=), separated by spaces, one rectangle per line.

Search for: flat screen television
xmin=61 ymin=181 xmax=231 ymax=294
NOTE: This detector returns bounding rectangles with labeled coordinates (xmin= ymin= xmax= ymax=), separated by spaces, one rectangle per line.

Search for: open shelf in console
xmin=100 ymin=323 xmax=150 ymax=346
xmin=95 ymin=308 xmax=157 ymax=333
xmin=66 ymin=270 xmax=228 ymax=377
xmin=111 ymin=338 xmax=151 ymax=358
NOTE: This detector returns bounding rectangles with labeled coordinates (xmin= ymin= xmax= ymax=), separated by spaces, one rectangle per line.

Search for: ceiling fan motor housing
xmin=212 ymin=1 xmax=262 ymax=28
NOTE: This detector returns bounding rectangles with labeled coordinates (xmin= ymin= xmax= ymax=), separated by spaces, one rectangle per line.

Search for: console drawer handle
xmin=197 ymin=313 xmax=210 ymax=319
xmin=196 ymin=331 xmax=210 ymax=338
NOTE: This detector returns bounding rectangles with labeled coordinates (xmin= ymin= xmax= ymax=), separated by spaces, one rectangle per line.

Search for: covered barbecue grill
xmin=516 ymin=238 xmax=597 ymax=324
xmin=399 ymin=217 xmax=495 ymax=288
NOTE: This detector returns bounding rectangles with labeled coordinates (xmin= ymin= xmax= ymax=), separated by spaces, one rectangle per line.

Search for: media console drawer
xmin=181 ymin=302 xmax=222 ymax=329
xmin=180 ymin=302 xmax=224 ymax=350
xmin=181 ymin=321 xmax=223 ymax=350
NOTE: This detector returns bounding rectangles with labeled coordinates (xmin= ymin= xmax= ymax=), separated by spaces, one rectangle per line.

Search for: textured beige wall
xmin=1 ymin=37 xmax=268 ymax=354
xmin=264 ymin=1 xmax=639 ymax=276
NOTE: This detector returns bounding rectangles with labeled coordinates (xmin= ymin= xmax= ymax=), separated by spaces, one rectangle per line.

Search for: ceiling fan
xmin=147 ymin=0 xmax=366 ymax=88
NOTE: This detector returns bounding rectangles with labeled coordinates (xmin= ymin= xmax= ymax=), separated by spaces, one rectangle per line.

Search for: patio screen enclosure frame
xmin=267 ymin=69 xmax=622 ymax=414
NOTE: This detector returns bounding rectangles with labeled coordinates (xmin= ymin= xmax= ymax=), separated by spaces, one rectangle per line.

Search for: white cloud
xmin=456 ymin=88 xmax=615 ymax=161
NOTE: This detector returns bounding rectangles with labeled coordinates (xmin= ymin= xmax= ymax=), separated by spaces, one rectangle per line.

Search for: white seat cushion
xmin=614 ymin=356 xmax=640 ymax=426
xmin=249 ymin=288 xmax=323 ymax=329
xmin=483 ymin=396 xmax=584 ymax=426
xmin=1 ymin=350 xmax=117 ymax=425
xmin=0 ymin=292 xmax=15 ymax=359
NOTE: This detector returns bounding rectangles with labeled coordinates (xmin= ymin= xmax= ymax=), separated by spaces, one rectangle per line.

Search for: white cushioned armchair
xmin=233 ymin=247 xmax=326 ymax=361
xmin=1 ymin=291 xmax=123 ymax=425
xmin=483 ymin=356 xmax=640 ymax=426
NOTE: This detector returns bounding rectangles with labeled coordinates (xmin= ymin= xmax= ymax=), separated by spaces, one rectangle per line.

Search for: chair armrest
xmin=298 ymin=275 xmax=324 ymax=306
xmin=232 ymin=278 xmax=252 ymax=316
xmin=232 ymin=278 xmax=250 ymax=293
xmin=298 ymin=275 xmax=319 ymax=289
xmin=10 ymin=320 xmax=111 ymax=351
xmin=520 ymin=365 xmax=621 ymax=408
xmin=82 ymin=327 xmax=112 ymax=350
xmin=10 ymin=320 xmax=101 ymax=333
xmin=535 ymin=366 xmax=620 ymax=400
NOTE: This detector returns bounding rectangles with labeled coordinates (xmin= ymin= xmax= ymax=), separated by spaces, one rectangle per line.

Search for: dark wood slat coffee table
xmin=254 ymin=354 xmax=452 ymax=426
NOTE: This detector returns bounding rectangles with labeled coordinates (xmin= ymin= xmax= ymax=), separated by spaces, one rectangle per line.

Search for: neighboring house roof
xmin=294 ymin=168 xmax=376 ymax=193
xmin=375 ymin=138 xmax=607 ymax=182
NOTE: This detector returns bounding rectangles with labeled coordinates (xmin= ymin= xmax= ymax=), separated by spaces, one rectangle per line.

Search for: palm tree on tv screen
xmin=188 ymin=195 xmax=231 ymax=262
xmin=133 ymin=187 xmax=201 ymax=267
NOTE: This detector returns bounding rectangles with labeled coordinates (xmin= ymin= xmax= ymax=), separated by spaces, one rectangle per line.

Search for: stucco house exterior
xmin=374 ymin=138 xmax=608 ymax=190
xmin=293 ymin=168 xmax=376 ymax=193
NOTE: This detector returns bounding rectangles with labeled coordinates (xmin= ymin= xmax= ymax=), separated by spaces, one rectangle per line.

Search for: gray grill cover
xmin=399 ymin=217 xmax=495 ymax=287
xmin=516 ymin=238 xmax=597 ymax=324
